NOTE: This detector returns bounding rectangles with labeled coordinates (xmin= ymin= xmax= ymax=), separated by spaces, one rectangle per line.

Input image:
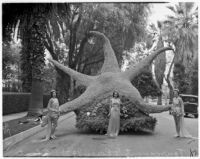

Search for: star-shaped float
xmin=49 ymin=31 xmax=173 ymax=114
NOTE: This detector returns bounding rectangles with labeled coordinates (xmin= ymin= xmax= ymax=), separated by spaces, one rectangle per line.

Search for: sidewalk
xmin=3 ymin=109 xmax=47 ymax=122
xmin=4 ymin=112 xmax=75 ymax=153
xmin=3 ymin=112 xmax=28 ymax=122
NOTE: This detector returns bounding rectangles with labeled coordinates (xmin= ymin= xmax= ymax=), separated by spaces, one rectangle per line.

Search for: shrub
xmin=132 ymin=70 xmax=161 ymax=98
xmin=191 ymin=69 xmax=198 ymax=95
xmin=75 ymin=96 xmax=157 ymax=134
xmin=3 ymin=92 xmax=50 ymax=115
xmin=173 ymin=63 xmax=190 ymax=93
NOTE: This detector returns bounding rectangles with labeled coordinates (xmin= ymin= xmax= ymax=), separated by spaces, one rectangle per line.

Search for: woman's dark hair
xmin=50 ymin=90 xmax=57 ymax=97
xmin=113 ymin=91 xmax=119 ymax=98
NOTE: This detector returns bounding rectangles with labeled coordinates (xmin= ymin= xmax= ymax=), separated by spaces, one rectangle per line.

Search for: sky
xmin=149 ymin=2 xmax=198 ymax=25
xmin=148 ymin=2 xmax=177 ymax=25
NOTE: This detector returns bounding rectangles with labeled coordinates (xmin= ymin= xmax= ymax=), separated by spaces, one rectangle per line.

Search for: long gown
xmin=172 ymin=97 xmax=192 ymax=138
xmin=107 ymin=98 xmax=121 ymax=137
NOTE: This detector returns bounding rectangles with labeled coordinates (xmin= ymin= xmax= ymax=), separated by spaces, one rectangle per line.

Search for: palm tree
xmin=164 ymin=2 xmax=198 ymax=92
xmin=3 ymin=4 xmax=51 ymax=116
xmin=27 ymin=5 xmax=49 ymax=116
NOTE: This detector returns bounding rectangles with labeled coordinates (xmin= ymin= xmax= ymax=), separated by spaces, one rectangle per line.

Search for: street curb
xmin=3 ymin=112 xmax=75 ymax=151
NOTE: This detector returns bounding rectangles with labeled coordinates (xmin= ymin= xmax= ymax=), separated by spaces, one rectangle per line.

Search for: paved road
xmin=4 ymin=112 xmax=198 ymax=157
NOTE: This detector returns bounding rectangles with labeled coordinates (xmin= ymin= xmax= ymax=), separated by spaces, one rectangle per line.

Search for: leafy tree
xmin=3 ymin=24 xmax=22 ymax=92
xmin=190 ymin=68 xmax=198 ymax=95
xmin=44 ymin=3 xmax=150 ymax=104
xmin=173 ymin=63 xmax=190 ymax=94
xmin=43 ymin=64 xmax=57 ymax=94
xmin=3 ymin=24 xmax=21 ymax=81
xmin=2 ymin=42 xmax=20 ymax=80
xmin=132 ymin=70 xmax=161 ymax=98
xmin=44 ymin=4 xmax=84 ymax=104
xmin=190 ymin=47 xmax=198 ymax=95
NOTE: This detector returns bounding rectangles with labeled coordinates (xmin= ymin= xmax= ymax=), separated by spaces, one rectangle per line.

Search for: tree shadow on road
xmin=120 ymin=131 xmax=154 ymax=136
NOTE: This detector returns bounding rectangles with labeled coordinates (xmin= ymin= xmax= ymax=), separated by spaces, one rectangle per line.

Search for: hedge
xmin=3 ymin=92 xmax=50 ymax=115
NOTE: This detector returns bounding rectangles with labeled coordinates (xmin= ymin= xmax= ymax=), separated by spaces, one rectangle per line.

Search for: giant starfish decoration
xmin=49 ymin=31 xmax=173 ymax=114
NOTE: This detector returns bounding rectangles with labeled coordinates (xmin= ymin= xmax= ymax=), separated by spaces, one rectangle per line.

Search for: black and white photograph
xmin=1 ymin=0 xmax=199 ymax=157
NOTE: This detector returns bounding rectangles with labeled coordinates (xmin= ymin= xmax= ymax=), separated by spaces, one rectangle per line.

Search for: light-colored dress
xmin=172 ymin=97 xmax=192 ymax=138
xmin=172 ymin=97 xmax=183 ymax=116
xmin=47 ymin=98 xmax=60 ymax=127
xmin=107 ymin=98 xmax=121 ymax=137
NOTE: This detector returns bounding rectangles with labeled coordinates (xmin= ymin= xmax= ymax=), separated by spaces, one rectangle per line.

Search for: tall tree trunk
xmin=27 ymin=5 xmax=47 ymax=116
xmin=157 ymin=96 xmax=162 ymax=105
xmin=68 ymin=28 xmax=77 ymax=99
xmin=167 ymin=79 xmax=174 ymax=104
xmin=166 ymin=80 xmax=173 ymax=104
xmin=28 ymin=79 xmax=43 ymax=116
xmin=20 ymin=25 xmax=32 ymax=92
xmin=154 ymin=37 xmax=166 ymax=105
xmin=165 ymin=55 xmax=175 ymax=104
xmin=69 ymin=77 xmax=75 ymax=98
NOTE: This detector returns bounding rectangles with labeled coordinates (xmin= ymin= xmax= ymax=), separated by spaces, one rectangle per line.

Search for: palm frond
xmin=191 ymin=24 xmax=198 ymax=31
xmin=157 ymin=21 xmax=162 ymax=29
xmin=163 ymin=20 xmax=174 ymax=25
xmin=166 ymin=6 xmax=176 ymax=13
xmin=174 ymin=3 xmax=184 ymax=16
xmin=166 ymin=15 xmax=177 ymax=21
xmin=185 ymin=2 xmax=195 ymax=14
